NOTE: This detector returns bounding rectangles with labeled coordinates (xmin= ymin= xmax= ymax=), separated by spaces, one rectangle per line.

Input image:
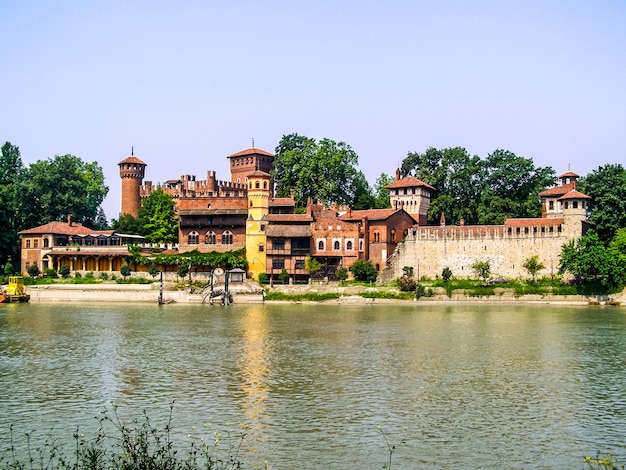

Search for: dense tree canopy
xmin=400 ymin=147 xmax=555 ymax=225
xmin=137 ymin=188 xmax=178 ymax=244
xmin=578 ymin=163 xmax=626 ymax=241
xmin=21 ymin=154 xmax=108 ymax=228
xmin=0 ymin=143 xmax=109 ymax=269
xmin=272 ymin=133 xmax=373 ymax=209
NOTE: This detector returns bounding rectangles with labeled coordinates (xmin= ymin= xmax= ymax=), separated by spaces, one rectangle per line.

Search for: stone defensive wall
xmin=141 ymin=170 xmax=247 ymax=199
xmin=381 ymin=219 xmax=574 ymax=282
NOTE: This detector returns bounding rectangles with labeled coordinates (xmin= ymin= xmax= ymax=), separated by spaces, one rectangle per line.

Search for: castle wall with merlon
xmin=380 ymin=213 xmax=585 ymax=282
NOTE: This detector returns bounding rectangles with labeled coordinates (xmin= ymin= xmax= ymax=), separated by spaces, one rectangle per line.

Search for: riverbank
xmin=20 ymin=282 xmax=626 ymax=306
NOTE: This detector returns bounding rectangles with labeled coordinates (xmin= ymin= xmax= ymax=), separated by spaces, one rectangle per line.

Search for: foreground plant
xmin=0 ymin=403 xmax=246 ymax=470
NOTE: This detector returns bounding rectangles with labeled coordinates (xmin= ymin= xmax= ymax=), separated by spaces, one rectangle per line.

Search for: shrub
xmin=148 ymin=263 xmax=159 ymax=278
xmin=99 ymin=272 xmax=109 ymax=280
xmin=278 ymin=268 xmax=289 ymax=283
xmin=44 ymin=268 xmax=58 ymax=278
xmin=74 ymin=271 xmax=82 ymax=278
xmin=3 ymin=261 xmax=14 ymax=276
xmin=336 ymin=267 xmax=348 ymax=282
xmin=351 ymin=259 xmax=378 ymax=283
xmin=27 ymin=264 xmax=40 ymax=277
xmin=84 ymin=271 xmax=95 ymax=279
xmin=257 ymin=272 xmax=268 ymax=284
xmin=120 ymin=263 xmax=131 ymax=279
xmin=397 ymin=275 xmax=417 ymax=292
xmin=442 ymin=266 xmax=452 ymax=282
xmin=59 ymin=265 xmax=71 ymax=278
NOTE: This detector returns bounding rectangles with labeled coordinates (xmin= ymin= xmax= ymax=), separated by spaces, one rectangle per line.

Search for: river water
xmin=1 ymin=302 xmax=625 ymax=469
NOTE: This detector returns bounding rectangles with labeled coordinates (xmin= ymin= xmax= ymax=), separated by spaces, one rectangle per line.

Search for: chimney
xmin=67 ymin=214 xmax=72 ymax=226
xmin=440 ymin=213 xmax=446 ymax=227
xmin=395 ymin=168 xmax=401 ymax=181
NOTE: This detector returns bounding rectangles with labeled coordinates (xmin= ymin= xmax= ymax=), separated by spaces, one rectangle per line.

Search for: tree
xmin=401 ymin=147 xmax=483 ymax=225
xmin=336 ymin=267 xmax=348 ymax=282
xmin=148 ymin=263 xmax=159 ymax=278
xmin=472 ymin=260 xmax=491 ymax=282
xmin=0 ymin=142 xmax=26 ymax=266
xmin=27 ymin=264 xmax=40 ymax=277
xmin=21 ymin=154 xmax=108 ymax=228
xmin=59 ymin=265 xmax=71 ymax=278
xmin=120 ymin=263 xmax=131 ymax=279
xmin=371 ymin=173 xmax=394 ymax=209
xmin=558 ymin=230 xmax=616 ymax=286
xmin=305 ymin=255 xmax=322 ymax=277
xmin=477 ymin=150 xmax=555 ymax=224
xmin=138 ymin=188 xmax=178 ymax=244
xmin=442 ymin=267 xmax=452 ymax=282
xmin=578 ymin=164 xmax=626 ymax=241
xmin=351 ymin=259 xmax=378 ymax=283
xmin=400 ymin=147 xmax=555 ymax=226
xmin=111 ymin=213 xmax=145 ymax=235
xmin=272 ymin=134 xmax=372 ymax=209
xmin=522 ymin=255 xmax=545 ymax=282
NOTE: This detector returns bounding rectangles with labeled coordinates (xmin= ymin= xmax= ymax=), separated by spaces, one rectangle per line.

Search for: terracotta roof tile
xmin=538 ymin=186 xmax=568 ymax=197
xmin=19 ymin=221 xmax=102 ymax=236
xmin=558 ymin=171 xmax=579 ymax=178
xmin=228 ymin=147 xmax=274 ymax=158
xmin=558 ymin=189 xmax=591 ymax=200
xmin=504 ymin=218 xmax=564 ymax=227
xmin=266 ymin=214 xmax=313 ymax=223
xmin=385 ymin=176 xmax=435 ymax=190
xmin=269 ymin=198 xmax=295 ymax=206
xmin=118 ymin=156 xmax=147 ymax=165
xmin=340 ymin=208 xmax=401 ymax=220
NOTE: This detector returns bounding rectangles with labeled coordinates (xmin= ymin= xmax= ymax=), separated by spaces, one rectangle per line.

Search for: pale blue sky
xmin=1 ymin=1 xmax=625 ymax=221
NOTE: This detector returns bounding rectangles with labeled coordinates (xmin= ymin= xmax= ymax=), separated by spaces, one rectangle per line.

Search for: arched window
xmin=255 ymin=181 xmax=260 ymax=189
xmin=222 ymin=230 xmax=233 ymax=245
xmin=263 ymin=181 xmax=268 ymax=189
xmin=564 ymin=201 xmax=569 ymax=209
xmin=374 ymin=231 xmax=380 ymax=242
xmin=188 ymin=231 xmax=199 ymax=244
xmin=334 ymin=240 xmax=340 ymax=250
xmin=573 ymin=201 xmax=578 ymax=209
xmin=390 ymin=230 xmax=395 ymax=242
xmin=43 ymin=238 xmax=49 ymax=248
xmin=346 ymin=240 xmax=353 ymax=250
xmin=318 ymin=240 xmax=325 ymax=250
xmin=205 ymin=231 xmax=216 ymax=245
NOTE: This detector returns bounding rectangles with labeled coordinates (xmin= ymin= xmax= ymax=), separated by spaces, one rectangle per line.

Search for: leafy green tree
xmin=273 ymin=134 xmax=371 ymax=209
xmin=442 ymin=266 xmax=452 ymax=282
xmin=27 ymin=264 xmax=40 ymax=277
xmin=472 ymin=260 xmax=491 ymax=282
xmin=336 ymin=267 xmax=348 ymax=282
xmin=148 ymin=263 xmax=159 ymax=278
xmin=21 ymin=154 xmax=108 ymax=228
xmin=94 ymin=207 xmax=108 ymax=230
xmin=401 ymin=147 xmax=555 ymax=225
xmin=278 ymin=268 xmax=290 ymax=283
xmin=111 ymin=213 xmax=144 ymax=235
xmin=351 ymin=259 xmax=378 ymax=283
xmin=558 ymin=230 xmax=616 ymax=286
xmin=372 ymin=173 xmax=394 ymax=209
xmin=120 ymin=263 xmax=131 ymax=279
xmin=305 ymin=255 xmax=322 ymax=277
xmin=0 ymin=142 xmax=26 ymax=266
xmin=3 ymin=261 xmax=14 ymax=276
xmin=578 ymin=163 xmax=626 ymax=241
xmin=177 ymin=263 xmax=189 ymax=280
xmin=401 ymin=147 xmax=483 ymax=225
xmin=522 ymin=255 xmax=545 ymax=282
xmin=59 ymin=265 xmax=71 ymax=278
xmin=138 ymin=188 xmax=178 ymax=244
xmin=477 ymin=150 xmax=555 ymax=224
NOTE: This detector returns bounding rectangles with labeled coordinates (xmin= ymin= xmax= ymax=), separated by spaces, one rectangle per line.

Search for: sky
xmin=1 ymin=1 xmax=625 ymax=222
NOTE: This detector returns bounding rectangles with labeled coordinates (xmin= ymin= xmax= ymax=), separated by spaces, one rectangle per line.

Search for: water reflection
xmin=1 ymin=302 xmax=625 ymax=468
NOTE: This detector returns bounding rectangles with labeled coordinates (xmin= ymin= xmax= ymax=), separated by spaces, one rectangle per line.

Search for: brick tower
xmin=227 ymin=147 xmax=274 ymax=187
xmin=118 ymin=151 xmax=147 ymax=217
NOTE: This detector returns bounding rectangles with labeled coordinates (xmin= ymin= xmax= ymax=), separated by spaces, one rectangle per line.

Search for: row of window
xmin=271 ymin=258 xmax=306 ymax=270
xmin=547 ymin=200 xmax=587 ymax=210
xmin=188 ymin=230 xmax=233 ymax=245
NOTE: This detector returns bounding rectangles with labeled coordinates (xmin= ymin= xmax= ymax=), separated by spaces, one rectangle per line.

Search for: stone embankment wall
xmin=381 ymin=226 xmax=573 ymax=283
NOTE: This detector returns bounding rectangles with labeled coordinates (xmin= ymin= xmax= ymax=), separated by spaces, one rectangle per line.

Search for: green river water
xmin=1 ymin=301 xmax=625 ymax=468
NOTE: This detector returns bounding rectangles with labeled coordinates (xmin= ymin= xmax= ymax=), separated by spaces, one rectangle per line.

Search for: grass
xmin=263 ymin=291 xmax=340 ymax=302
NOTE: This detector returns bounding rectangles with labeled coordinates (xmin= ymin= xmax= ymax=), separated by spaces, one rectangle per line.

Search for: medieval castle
xmin=120 ymin=147 xmax=590 ymax=282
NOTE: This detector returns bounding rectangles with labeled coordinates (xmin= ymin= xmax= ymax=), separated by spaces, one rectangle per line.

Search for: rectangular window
xmin=33 ymin=239 xmax=39 ymax=248
xmin=258 ymin=245 xmax=264 ymax=252
xmin=295 ymin=259 xmax=305 ymax=270
xmin=26 ymin=239 xmax=31 ymax=248
xmin=272 ymin=239 xmax=285 ymax=250
xmin=548 ymin=200 xmax=554 ymax=210
xmin=272 ymin=258 xmax=285 ymax=269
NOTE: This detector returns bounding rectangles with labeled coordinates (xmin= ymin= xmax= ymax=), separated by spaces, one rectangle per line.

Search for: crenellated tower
xmin=118 ymin=151 xmax=147 ymax=218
